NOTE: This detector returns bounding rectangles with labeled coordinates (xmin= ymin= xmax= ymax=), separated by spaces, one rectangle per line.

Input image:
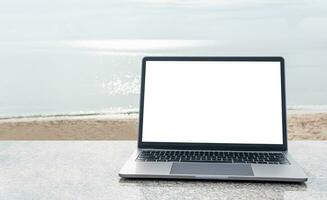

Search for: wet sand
xmin=0 ymin=113 xmax=326 ymax=140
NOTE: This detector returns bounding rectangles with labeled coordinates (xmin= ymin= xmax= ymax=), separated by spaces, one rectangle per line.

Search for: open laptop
xmin=119 ymin=56 xmax=307 ymax=182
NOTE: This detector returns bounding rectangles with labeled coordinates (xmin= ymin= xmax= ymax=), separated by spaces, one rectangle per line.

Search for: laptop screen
xmin=141 ymin=60 xmax=284 ymax=145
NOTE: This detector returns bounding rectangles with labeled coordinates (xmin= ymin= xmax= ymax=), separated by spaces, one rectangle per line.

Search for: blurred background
xmin=0 ymin=0 xmax=326 ymax=119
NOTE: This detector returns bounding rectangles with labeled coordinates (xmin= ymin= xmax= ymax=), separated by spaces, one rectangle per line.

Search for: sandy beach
xmin=0 ymin=113 xmax=326 ymax=140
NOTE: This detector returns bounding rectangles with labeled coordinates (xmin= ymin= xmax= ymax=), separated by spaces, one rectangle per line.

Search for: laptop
xmin=119 ymin=56 xmax=307 ymax=182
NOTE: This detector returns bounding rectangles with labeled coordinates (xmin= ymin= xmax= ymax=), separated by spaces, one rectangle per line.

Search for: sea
xmin=0 ymin=0 xmax=326 ymax=119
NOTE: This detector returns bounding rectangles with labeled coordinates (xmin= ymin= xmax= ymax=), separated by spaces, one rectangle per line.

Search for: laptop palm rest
xmin=170 ymin=163 xmax=254 ymax=176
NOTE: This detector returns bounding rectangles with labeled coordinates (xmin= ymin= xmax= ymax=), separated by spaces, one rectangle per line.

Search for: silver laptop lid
xmin=138 ymin=57 xmax=287 ymax=151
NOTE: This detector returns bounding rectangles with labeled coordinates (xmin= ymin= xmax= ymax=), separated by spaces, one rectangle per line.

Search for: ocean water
xmin=0 ymin=0 xmax=326 ymax=118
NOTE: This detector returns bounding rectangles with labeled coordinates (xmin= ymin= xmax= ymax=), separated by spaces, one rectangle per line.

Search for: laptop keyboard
xmin=137 ymin=150 xmax=289 ymax=164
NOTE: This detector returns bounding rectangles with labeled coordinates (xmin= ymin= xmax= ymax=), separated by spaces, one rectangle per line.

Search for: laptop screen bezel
xmin=138 ymin=56 xmax=287 ymax=151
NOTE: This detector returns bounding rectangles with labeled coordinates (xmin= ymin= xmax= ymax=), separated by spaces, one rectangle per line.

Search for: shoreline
xmin=0 ymin=112 xmax=326 ymax=140
xmin=2 ymin=105 xmax=327 ymax=122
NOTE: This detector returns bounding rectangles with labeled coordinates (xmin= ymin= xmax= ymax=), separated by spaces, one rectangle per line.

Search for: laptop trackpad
xmin=170 ymin=163 xmax=254 ymax=176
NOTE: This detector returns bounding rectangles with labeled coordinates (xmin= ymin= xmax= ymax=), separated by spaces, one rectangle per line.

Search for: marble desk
xmin=0 ymin=141 xmax=326 ymax=200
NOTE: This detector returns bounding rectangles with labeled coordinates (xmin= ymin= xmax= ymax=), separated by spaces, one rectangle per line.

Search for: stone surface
xmin=0 ymin=141 xmax=326 ymax=200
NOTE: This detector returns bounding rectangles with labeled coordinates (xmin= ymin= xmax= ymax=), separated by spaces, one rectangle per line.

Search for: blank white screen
xmin=142 ymin=61 xmax=283 ymax=144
